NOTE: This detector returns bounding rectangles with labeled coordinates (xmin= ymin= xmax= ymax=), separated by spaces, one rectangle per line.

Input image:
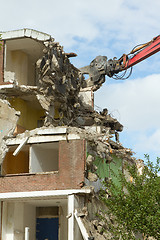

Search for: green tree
xmin=100 ymin=155 xmax=160 ymax=240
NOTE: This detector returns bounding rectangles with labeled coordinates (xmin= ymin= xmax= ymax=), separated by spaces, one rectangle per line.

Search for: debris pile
xmin=75 ymin=196 xmax=116 ymax=240
xmin=36 ymin=38 xmax=124 ymax=129
xmin=0 ymin=37 xmax=124 ymax=131
xmin=66 ymin=126 xmax=134 ymax=181
xmin=36 ymin=38 xmax=83 ymax=126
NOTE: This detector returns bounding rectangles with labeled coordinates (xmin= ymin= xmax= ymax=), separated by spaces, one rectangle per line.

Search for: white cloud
xmin=95 ymin=74 xmax=160 ymax=158
xmin=134 ymin=129 xmax=160 ymax=153
xmin=1 ymin=0 xmax=160 ymax=51
xmin=95 ymin=74 xmax=160 ymax=131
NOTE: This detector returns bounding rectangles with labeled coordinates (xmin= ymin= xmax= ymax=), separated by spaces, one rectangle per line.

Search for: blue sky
xmin=1 ymin=0 xmax=160 ymax=162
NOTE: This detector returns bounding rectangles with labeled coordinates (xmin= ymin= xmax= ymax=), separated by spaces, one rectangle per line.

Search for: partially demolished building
xmin=0 ymin=29 xmax=136 ymax=240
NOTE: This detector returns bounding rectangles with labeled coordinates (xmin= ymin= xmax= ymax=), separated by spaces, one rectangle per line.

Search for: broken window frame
xmin=1 ymin=141 xmax=59 ymax=176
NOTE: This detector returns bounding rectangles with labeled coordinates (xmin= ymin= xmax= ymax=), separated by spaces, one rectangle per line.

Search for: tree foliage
xmin=100 ymin=155 xmax=160 ymax=240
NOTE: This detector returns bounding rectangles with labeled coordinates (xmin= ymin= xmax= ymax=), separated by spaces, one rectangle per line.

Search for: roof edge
xmin=0 ymin=28 xmax=51 ymax=41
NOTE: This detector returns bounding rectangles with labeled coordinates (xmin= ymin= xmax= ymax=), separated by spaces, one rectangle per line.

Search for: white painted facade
xmin=0 ymin=189 xmax=90 ymax=240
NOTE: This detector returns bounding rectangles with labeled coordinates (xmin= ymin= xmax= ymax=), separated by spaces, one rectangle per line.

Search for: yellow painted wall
xmin=9 ymin=98 xmax=45 ymax=130
xmin=11 ymin=50 xmax=28 ymax=85
xmin=54 ymin=107 xmax=61 ymax=119
xmin=5 ymin=48 xmax=36 ymax=85
xmin=2 ymin=151 xmax=29 ymax=175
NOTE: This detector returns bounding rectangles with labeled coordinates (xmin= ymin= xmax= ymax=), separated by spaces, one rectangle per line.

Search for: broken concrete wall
xmin=36 ymin=38 xmax=83 ymax=126
xmin=75 ymin=194 xmax=114 ymax=240
xmin=0 ymin=99 xmax=20 ymax=163
xmin=79 ymin=87 xmax=94 ymax=107
xmin=35 ymin=38 xmax=124 ymax=130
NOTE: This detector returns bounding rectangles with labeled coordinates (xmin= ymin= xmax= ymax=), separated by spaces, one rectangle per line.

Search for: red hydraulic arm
xmin=79 ymin=35 xmax=160 ymax=87
xmin=119 ymin=35 xmax=160 ymax=70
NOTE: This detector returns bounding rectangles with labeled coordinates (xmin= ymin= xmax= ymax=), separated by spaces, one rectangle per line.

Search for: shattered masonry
xmin=0 ymin=29 xmax=141 ymax=240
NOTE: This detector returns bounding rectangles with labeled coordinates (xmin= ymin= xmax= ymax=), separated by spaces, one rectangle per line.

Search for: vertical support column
xmin=74 ymin=195 xmax=86 ymax=240
xmin=0 ymin=41 xmax=4 ymax=84
xmin=2 ymin=202 xmax=14 ymax=240
xmin=68 ymin=194 xmax=74 ymax=240
xmin=29 ymin=146 xmax=32 ymax=173
xmin=25 ymin=227 xmax=29 ymax=240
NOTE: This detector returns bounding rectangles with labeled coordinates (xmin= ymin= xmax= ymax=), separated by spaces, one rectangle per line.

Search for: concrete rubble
xmin=36 ymin=38 xmax=124 ymax=129
xmin=0 ymin=30 xmax=144 ymax=240
xmin=0 ymin=37 xmax=127 ymax=163
xmin=0 ymin=37 xmax=124 ymax=130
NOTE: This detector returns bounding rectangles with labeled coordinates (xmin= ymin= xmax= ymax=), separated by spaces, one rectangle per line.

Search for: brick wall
xmin=0 ymin=139 xmax=86 ymax=193
xmin=0 ymin=40 xmax=4 ymax=84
